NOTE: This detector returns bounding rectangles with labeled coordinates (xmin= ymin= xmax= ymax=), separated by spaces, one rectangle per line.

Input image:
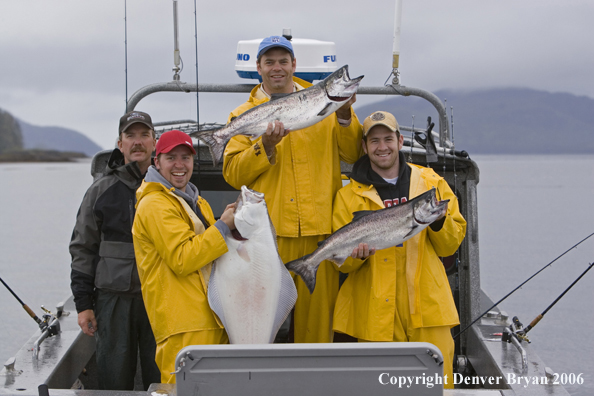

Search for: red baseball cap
xmin=155 ymin=130 xmax=197 ymax=157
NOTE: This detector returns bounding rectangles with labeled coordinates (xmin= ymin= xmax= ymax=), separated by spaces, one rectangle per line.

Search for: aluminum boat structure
xmin=1 ymin=77 xmax=572 ymax=396
xmin=0 ymin=9 xmax=573 ymax=395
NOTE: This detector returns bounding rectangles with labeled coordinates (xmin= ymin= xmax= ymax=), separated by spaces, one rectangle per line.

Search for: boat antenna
xmin=442 ymin=98 xmax=447 ymax=176
xmin=124 ymin=0 xmax=128 ymax=109
xmin=1 ymin=276 xmax=43 ymax=327
xmin=450 ymin=105 xmax=457 ymax=195
xmin=391 ymin=0 xmax=403 ymax=85
xmin=172 ymin=0 xmax=181 ymax=81
xmin=408 ymin=114 xmax=415 ymax=162
xmin=193 ymin=0 xmax=202 ymax=186
xmin=453 ymin=231 xmax=594 ymax=339
xmin=193 ymin=0 xmax=200 ymax=127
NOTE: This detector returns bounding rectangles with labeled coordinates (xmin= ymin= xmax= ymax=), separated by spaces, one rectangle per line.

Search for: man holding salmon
xmin=331 ymin=111 xmax=466 ymax=388
xmin=222 ymin=35 xmax=363 ymax=343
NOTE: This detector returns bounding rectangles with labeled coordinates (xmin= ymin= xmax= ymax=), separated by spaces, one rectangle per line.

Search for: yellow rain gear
xmin=132 ymin=180 xmax=229 ymax=381
xmin=332 ymin=164 xmax=466 ymax=387
xmin=223 ymin=77 xmax=363 ymax=342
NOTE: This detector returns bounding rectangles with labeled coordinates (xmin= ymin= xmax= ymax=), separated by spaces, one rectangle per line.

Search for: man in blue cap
xmin=223 ymin=35 xmax=363 ymax=343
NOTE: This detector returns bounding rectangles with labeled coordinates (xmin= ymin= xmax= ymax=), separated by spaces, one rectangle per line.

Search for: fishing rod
xmin=454 ymin=231 xmax=594 ymax=339
xmin=1 ymin=275 xmax=63 ymax=361
xmin=0 ymin=276 xmax=43 ymax=327
xmin=513 ymin=261 xmax=593 ymax=342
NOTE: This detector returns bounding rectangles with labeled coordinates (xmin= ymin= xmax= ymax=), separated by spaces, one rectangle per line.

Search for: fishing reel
xmin=501 ymin=316 xmax=530 ymax=344
xmin=32 ymin=303 xmax=64 ymax=360
xmin=38 ymin=305 xmax=62 ymax=337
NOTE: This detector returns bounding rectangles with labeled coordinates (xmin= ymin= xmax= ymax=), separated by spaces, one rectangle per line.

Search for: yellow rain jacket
xmin=132 ymin=181 xmax=228 ymax=344
xmin=332 ymin=164 xmax=466 ymax=341
xmin=222 ymin=77 xmax=363 ymax=343
xmin=222 ymin=77 xmax=363 ymax=237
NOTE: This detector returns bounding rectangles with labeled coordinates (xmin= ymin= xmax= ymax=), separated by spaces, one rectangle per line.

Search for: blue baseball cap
xmin=257 ymin=36 xmax=294 ymax=60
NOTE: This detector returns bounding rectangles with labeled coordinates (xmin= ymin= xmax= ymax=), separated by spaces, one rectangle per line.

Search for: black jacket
xmin=350 ymin=151 xmax=411 ymax=206
xmin=69 ymin=149 xmax=144 ymax=313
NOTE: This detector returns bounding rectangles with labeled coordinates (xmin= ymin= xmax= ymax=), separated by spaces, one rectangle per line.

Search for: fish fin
xmin=269 ymin=216 xmax=278 ymax=246
xmin=352 ymin=210 xmax=376 ymax=222
xmin=285 ymin=254 xmax=320 ymax=294
xmin=194 ymin=129 xmax=227 ymax=167
xmin=271 ymin=262 xmax=298 ymax=342
xmin=270 ymin=93 xmax=290 ymax=101
xmin=236 ymin=243 xmax=251 ymax=262
xmin=404 ymin=223 xmax=419 ymax=238
xmin=328 ymin=255 xmax=348 ymax=266
xmin=206 ymin=262 xmax=228 ymax=329
xmin=317 ymin=102 xmax=334 ymax=117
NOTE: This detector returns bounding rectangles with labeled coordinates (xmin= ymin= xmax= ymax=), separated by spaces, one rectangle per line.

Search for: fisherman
xmin=69 ymin=111 xmax=160 ymax=390
xmin=132 ymin=130 xmax=236 ymax=384
xmin=222 ymin=35 xmax=363 ymax=343
xmin=331 ymin=111 xmax=466 ymax=388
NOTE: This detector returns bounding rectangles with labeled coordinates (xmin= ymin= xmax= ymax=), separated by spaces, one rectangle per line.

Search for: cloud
xmin=0 ymin=0 xmax=592 ymax=149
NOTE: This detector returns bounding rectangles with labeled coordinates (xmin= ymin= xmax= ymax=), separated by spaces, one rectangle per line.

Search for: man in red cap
xmin=132 ymin=130 xmax=236 ymax=384
xmin=70 ymin=111 xmax=160 ymax=390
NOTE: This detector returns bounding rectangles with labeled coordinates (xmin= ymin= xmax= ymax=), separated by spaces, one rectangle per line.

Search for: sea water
xmin=0 ymin=155 xmax=592 ymax=395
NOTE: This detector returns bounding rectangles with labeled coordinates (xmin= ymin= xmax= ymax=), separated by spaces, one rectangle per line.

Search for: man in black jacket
xmin=70 ymin=111 xmax=160 ymax=390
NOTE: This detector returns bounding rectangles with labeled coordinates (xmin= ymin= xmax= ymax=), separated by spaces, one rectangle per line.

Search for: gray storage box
xmin=175 ymin=342 xmax=444 ymax=396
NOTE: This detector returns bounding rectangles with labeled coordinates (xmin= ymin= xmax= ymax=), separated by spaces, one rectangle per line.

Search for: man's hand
xmin=350 ymin=242 xmax=376 ymax=260
xmin=220 ymin=203 xmax=237 ymax=231
xmin=77 ymin=309 xmax=97 ymax=337
xmin=335 ymin=93 xmax=357 ymax=120
xmin=261 ymin=121 xmax=290 ymax=158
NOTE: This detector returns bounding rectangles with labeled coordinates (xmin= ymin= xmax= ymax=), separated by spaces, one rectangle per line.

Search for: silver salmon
xmin=192 ymin=65 xmax=363 ymax=166
xmin=207 ymin=186 xmax=297 ymax=343
xmin=285 ymin=188 xmax=449 ymax=293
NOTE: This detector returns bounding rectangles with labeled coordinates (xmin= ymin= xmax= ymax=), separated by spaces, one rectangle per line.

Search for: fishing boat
xmin=1 ymin=3 xmax=578 ymax=396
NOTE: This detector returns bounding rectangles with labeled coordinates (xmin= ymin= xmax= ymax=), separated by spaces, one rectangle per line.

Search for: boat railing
xmin=125 ymin=82 xmax=452 ymax=148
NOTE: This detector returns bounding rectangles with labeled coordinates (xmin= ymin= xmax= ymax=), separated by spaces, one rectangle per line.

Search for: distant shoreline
xmin=0 ymin=149 xmax=87 ymax=163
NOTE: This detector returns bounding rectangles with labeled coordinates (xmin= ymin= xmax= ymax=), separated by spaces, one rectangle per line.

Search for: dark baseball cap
xmin=119 ymin=111 xmax=154 ymax=135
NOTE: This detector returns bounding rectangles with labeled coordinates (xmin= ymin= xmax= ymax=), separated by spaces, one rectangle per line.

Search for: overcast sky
xmin=1 ymin=0 xmax=592 ymax=150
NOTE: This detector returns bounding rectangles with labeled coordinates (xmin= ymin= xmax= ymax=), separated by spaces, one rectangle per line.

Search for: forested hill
xmin=354 ymin=88 xmax=594 ymax=154
xmin=18 ymin=120 xmax=103 ymax=157
xmin=2 ymin=88 xmax=593 ymax=156
xmin=0 ymin=108 xmax=103 ymax=157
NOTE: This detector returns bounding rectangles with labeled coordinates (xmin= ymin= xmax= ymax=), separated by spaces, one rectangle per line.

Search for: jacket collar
xmin=349 ymin=179 xmax=384 ymax=209
xmin=349 ymin=161 xmax=421 ymax=208
xmin=105 ymin=148 xmax=144 ymax=188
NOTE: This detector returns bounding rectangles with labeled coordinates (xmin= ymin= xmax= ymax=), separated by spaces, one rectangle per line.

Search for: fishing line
xmin=521 ymin=262 xmax=593 ymax=336
xmin=408 ymin=115 xmax=414 ymax=163
xmin=124 ymin=0 xmax=128 ymax=110
xmin=0 ymin=276 xmax=42 ymax=326
xmin=453 ymin=231 xmax=594 ymax=339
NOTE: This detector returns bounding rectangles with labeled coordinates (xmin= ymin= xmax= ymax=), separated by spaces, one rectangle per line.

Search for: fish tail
xmin=194 ymin=130 xmax=226 ymax=167
xmin=285 ymin=253 xmax=320 ymax=294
